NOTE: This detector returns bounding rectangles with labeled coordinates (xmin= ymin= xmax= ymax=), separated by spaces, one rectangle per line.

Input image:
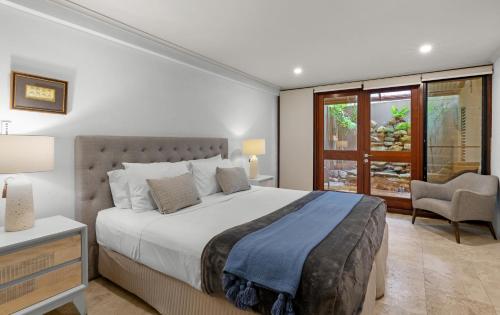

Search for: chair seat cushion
xmin=413 ymin=198 xmax=452 ymax=219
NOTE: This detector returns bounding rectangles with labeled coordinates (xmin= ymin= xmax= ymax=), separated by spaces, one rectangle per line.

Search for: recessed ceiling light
xmin=419 ymin=44 xmax=432 ymax=54
xmin=293 ymin=67 xmax=303 ymax=75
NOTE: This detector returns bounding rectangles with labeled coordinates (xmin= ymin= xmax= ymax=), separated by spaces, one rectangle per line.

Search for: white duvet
xmin=96 ymin=186 xmax=308 ymax=290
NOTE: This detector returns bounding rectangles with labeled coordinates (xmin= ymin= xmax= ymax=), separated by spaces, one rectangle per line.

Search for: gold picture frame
xmin=11 ymin=72 xmax=68 ymax=114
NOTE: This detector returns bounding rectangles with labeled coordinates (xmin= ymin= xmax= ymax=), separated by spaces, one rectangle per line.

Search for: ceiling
xmin=60 ymin=0 xmax=500 ymax=89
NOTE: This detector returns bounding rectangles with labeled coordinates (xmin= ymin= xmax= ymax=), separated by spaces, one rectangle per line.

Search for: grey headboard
xmin=75 ymin=135 xmax=228 ymax=279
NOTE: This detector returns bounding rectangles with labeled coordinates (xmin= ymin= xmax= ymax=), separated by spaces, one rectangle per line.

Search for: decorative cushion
xmin=190 ymin=158 xmax=234 ymax=196
xmin=147 ymin=173 xmax=201 ymax=214
xmin=413 ymin=198 xmax=452 ymax=219
xmin=123 ymin=161 xmax=190 ymax=210
xmin=216 ymin=167 xmax=251 ymax=194
xmin=107 ymin=169 xmax=131 ymax=209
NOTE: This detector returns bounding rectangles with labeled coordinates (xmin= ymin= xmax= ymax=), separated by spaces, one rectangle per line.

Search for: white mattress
xmin=96 ymin=186 xmax=308 ymax=290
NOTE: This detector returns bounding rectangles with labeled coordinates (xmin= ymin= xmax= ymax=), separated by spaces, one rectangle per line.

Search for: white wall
xmin=491 ymin=57 xmax=500 ymax=237
xmin=0 ymin=5 xmax=278 ymax=225
xmin=279 ymin=88 xmax=314 ymax=190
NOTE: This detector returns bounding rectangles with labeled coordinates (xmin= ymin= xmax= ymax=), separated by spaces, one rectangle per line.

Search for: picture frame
xmin=11 ymin=71 xmax=68 ymax=114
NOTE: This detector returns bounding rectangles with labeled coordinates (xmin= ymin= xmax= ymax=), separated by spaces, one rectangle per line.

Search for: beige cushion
xmin=413 ymin=198 xmax=452 ymax=219
xmin=215 ymin=167 xmax=250 ymax=194
xmin=147 ymin=173 xmax=201 ymax=214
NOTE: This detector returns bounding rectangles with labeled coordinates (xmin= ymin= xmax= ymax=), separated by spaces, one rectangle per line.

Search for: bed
xmin=75 ymin=135 xmax=388 ymax=315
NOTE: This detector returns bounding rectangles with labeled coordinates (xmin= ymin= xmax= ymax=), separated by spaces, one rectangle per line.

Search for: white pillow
xmin=190 ymin=158 xmax=234 ymax=197
xmin=206 ymin=154 xmax=222 ymax=161
xmin=123 ymin=161 xmax=190 ymax=210
xmin=187 ymin=154 xmax=221 ymax=171
xmin=107 ymin=169 xmax=131 ymax=209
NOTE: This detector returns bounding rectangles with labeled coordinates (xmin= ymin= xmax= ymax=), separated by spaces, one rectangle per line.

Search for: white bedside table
xmin=248 ymin=175 xmax=275 ymax=187
xmin=0 ymin=215 xmax=88 ymax=315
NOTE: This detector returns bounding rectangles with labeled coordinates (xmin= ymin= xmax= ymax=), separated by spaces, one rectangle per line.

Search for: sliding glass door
xmin=424 ymin=77 xmax=488 ymax=183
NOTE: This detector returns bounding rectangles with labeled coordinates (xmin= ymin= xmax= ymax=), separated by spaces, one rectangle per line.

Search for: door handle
xmin=364 ymin=153 xmax=373 ymax=158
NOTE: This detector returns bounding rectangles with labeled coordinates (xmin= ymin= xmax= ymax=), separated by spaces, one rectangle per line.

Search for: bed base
xmin=98 ymin=225 xmax=388 ymax=315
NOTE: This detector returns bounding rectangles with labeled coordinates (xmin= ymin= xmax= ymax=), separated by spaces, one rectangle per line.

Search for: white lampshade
xmin=0 ymin=135 xmax=54 ymax=174
xmin=243 ymin=139 xmax=266 ymax=156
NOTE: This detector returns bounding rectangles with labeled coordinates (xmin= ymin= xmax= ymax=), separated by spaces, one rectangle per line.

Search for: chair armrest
xmin=451 ymin=189 xmax=497 ymax=221
xmin=410 ymin=180 xmax=453 ymax=201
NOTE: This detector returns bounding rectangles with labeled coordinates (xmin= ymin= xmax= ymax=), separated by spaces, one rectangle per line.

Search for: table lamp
xmin=243 ymin=139 xmax=265 ymax=179
xmin=0 ymin=135 xmax=54 ymax=232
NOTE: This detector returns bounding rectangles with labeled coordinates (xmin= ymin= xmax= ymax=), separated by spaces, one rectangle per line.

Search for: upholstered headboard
xmin=75 ymin=135 xmax=228 ymax=279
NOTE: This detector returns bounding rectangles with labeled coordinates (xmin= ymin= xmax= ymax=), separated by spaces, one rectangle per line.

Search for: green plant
xmin=328 ymin=104 xmax=357 ymax=130
xmin=391 ymin=105 xmax=409 ymax=119
xmin=395 ymin=122 xmax=410 ymax=131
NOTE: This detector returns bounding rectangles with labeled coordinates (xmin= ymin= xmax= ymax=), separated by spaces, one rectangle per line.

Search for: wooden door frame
xmin=365 ymin=85 xmax=423 ymax=209
xmin=314 ymin=89 xmax=365 ymax=192
xmin=422 ymin=75 xmax=492 ymax=181
xmin=313 ymin=85 xmax=424 ymax=210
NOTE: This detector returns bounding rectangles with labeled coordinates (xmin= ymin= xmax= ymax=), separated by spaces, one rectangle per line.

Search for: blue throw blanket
xmin=223 ymin=191 xmax=363 ymax=315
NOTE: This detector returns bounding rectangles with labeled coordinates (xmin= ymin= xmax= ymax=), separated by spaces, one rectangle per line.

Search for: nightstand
xmin=0 ymin=216 xmax=88 ymax=315
xmin=248 ymin=175 xmax=275 ymax=187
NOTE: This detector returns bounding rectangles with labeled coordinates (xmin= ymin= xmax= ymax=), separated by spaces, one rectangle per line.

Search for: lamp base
xmin=249 ymin=155 xmax=259 ymax=179
xmin=4 ymin=177 xmax=34 ymax=232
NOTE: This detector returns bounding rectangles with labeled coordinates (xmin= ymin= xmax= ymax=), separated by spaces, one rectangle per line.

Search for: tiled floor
xmin=49 ymin=213 xmax=500 ymax=315
xmin=376 ymin=214 xmax=500 ymax=315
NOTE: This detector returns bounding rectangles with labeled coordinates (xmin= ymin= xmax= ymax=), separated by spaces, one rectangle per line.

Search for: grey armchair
xmin=411 ymin=173 xmax=498 ymax=243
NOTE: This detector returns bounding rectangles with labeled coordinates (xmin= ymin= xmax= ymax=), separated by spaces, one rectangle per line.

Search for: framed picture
xmin=11 ymin=72 xmax=68 ymax=114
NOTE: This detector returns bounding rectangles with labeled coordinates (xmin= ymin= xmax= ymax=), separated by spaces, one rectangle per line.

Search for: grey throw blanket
xmin=201 ymin=192 xmax=386 ymax=315
xmin=222 ymin=192 xmax=363 ymax=314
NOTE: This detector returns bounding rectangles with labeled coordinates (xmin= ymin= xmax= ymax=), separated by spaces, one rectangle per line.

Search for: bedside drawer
xmin=0 ymin=234 xmax=81 ymax=285
xmin=0 ymin=261 xmax=82 ymax=314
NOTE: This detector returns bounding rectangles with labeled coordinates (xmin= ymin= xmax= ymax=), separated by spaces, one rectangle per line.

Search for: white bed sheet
xmin=96 ymin=186 xmax=308 ymax=290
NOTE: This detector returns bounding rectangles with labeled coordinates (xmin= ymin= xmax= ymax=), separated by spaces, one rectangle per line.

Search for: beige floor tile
xmin=462 ymin=276 xmax=493 ymax=305
xmin=425 ymin=288 xmax=496 ymax=315
xmin=422 ymin=253 xmax=491 ymax=304
xmin=379 ymin=290 xmax=427 ymax=315
xmin=475 ymin=261 xmax=500 ymax=284
xmin=424 ymin=267 xmax=465 ymax=296
xmin=480 ymin=279 xmax=500 ymax=309
xmin=375 ymin=301 xmax=426 ymax=315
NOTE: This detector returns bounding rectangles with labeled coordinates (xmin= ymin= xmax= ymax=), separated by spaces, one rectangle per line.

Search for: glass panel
xmin=324 ymin=160 xmax=357 ymax=192
xmin=370 ymin=90 xmax=411 ymax=152
xmin=324 ymin=94 xmax=358 ymax=150
xmin=371 ymin=161 xmax=411 ymax=198
xmin=426 ymin=77 xmax=483 ymax=183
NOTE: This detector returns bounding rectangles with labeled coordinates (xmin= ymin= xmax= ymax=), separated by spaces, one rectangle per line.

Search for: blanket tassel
xmin=225 ymin=280 xmax=240 ymax=303
xmin=240 ymin=281 xmax=259 ymax=306
xmin=271 ymin=293 xmax=286 ymax=315
xmin=235 ymin=283 xmax=249 ymax=309
xmin=223 ymin=274 xmax=235 ymax=291
xmin=285 ymin=296 xmax=295 ymax=315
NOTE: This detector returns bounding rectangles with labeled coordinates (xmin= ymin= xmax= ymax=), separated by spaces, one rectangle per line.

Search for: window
xmin=424 ymin=77 xmax=487 ymax=183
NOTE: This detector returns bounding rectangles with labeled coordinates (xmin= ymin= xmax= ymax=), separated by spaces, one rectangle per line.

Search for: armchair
xmin=411 ymin=172 xmax=498 ymax=243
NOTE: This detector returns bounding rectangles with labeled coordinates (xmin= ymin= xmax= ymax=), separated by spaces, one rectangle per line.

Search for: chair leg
xmin=412 ymin=208 xmax=417 ymax=224
xmin=487 ymin=222 xmax=497 ymax=240
xmin=452 ymin=221 xmax=460 ymax=244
